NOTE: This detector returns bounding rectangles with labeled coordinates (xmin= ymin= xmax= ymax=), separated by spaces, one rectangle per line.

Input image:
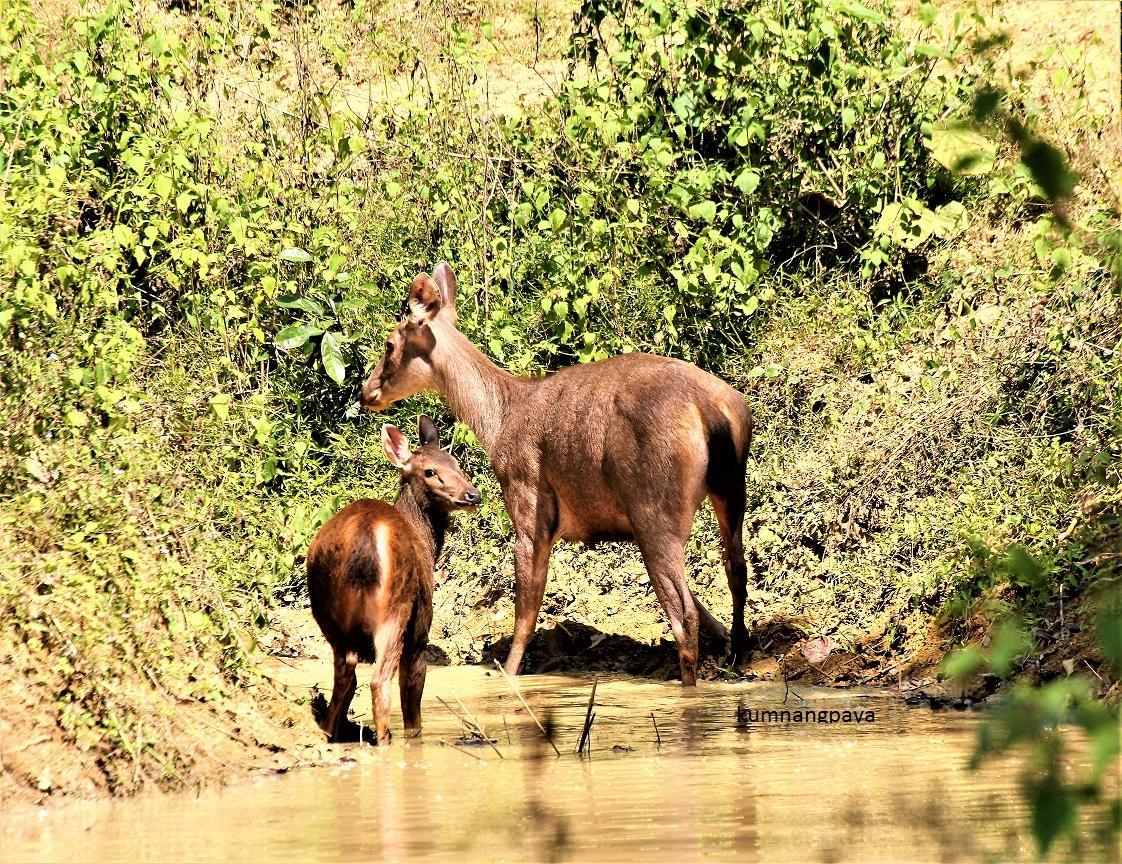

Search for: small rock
xmin=798 ymin=636 xmax=839 ymax=665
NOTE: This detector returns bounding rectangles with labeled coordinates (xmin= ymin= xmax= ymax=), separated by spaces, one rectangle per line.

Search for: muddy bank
xmin=3 ymin=582 xmax=1113 ymax=815
xmin=264 ymin=580 xmax=1118 ymax=710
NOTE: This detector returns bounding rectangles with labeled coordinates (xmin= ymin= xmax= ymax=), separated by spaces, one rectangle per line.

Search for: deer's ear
xmin=380 ymin=424 xmax=412 ymax=468
xmin=432 ymin=262 xmax=458 ymax=324
xmin=407 ymin=274 xmax=442 ymax=324
xmin=418 ymin=415 xmax=439 ymax=446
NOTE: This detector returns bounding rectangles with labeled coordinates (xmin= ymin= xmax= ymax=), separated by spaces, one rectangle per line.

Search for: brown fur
xmin=361 ymin=264 xmax=752 ymax=685
xmin=305 ymin=417 xmax=479 ymax=742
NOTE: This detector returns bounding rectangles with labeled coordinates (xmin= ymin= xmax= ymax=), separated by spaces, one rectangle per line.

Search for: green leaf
xmin=65 ymin=409 xmax=88 ymax=428
xmin=153 ymin=175 xmax=173 ymax=200
xmin=1020 ymin=139 xmax=1077 ymax=201
xmin=941 ymin=646 xmax=983 ymax=679
xmin=276 ymin=294 xmax=326 ymax=315
xmin=1094 ymin=589 xmax=1122 ymax=677
xmin=1005 ymin=545 xmax=1044 ymax=588
xmin=734 ymin=170 xmax=760 ymax=195
xmin=1090 ymin=721 xmax=1121 ymax=779
xmin=1029 ymin=773 xmax=1076 ymax=855
xmin=927 ymin=124 xmax=995 ymax=175
xmin=987 ymin=619 xmax=1030 ymax=678
xmin=275 ymin=324 xmax=323 ymax=350
xmin=913 ymin=43 xmax=950 ymax=59
xmin=320 ymin=331 xmax=347 ymax=384
xmin=688 ymin=200 xmax=717 ymax=223
xmin=973 ymin=87 xmax=1003 ymax=122
xmin=918 ymin=2 xmax=937 ymax=26
xmin=838 ymin=2 xmax=885 ymax=22
xmin=279 ymin=247 xmax=313 ymax=264
xmin=208 ymin=393 xmax=232 ymax=422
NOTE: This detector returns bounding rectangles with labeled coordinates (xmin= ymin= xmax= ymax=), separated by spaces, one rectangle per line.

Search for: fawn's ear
xmin=418 ymin=415 xmax=439 ymax=446
xmin=380 ymin=424 xmax=412 ymax=468
xmin=431 ymin=262 xmax=458 ymax=324
xmin=407 ymin=273 xmax=442 ymax=324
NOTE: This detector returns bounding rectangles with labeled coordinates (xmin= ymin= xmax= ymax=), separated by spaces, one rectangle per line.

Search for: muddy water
xmin=6 ymin=667 xmax=1054 ymax=862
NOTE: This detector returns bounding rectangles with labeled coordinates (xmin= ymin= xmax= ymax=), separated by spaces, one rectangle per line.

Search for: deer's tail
xmin=704 ymin=397 xmax=752 ymax=502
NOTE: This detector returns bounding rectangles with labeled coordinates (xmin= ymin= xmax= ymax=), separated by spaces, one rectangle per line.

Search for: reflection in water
xmin=4 ymin=666 xmax=1109 ymax=863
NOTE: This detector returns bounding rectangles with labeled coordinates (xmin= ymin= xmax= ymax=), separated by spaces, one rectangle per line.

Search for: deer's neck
xmin=393 ymin=480 xmax=449 ymax=564
xmin=430 ymin=321 xmax=524 ymax=453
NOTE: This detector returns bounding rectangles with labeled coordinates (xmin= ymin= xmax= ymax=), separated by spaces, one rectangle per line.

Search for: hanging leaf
xmin=208 ymin=393 xmax=232 ymax=421
xmin=734 ymin=169 xmax=760 ymax=194
xmin=926 ymin=124 xmax=995 ymax=175
xmin=279 ymin=247 xmax=313 ymax=264
xmin=276 ymin=295 xmax=326 ymax=315
xmin=275 ymin=324 xmax=323 ymax=350
xmin=688 ymin=200 xmax=717 ymax=223
xmin=320 ymin=331 xmax=347 ymax=384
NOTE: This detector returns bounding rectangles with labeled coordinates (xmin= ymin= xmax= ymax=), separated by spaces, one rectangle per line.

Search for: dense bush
xmin=390 ymin=0 xmax=964 ymax=368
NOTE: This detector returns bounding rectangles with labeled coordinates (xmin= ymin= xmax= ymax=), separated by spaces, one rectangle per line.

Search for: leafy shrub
xmin=393 ymin=0 xmax=961 ymax=368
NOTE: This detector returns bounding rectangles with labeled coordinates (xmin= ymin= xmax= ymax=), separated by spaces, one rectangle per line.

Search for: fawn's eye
xmin=424 ymin=468 xmax=437 ymax=478
xmin=385 ymin=341 xmax=394 ymax=355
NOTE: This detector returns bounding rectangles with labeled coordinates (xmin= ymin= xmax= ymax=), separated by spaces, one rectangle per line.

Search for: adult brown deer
xmin=361 ymin=264 xmax=751 ymax=685
xmin=306 ymin=415 xmax=480 ymax=743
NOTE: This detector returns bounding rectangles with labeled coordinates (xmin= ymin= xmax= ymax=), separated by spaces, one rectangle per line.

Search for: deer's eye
xmin=385 ymin=341 xmax=394 ymax=355
xmin=424 ymin=468 xmax=437 ymax=479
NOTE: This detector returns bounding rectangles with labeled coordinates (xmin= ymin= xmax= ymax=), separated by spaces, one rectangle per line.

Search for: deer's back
xmin=306 ymin=499 xmax=430 ymax=661
xmin=496 ymin=353 xmax=751 ymax=540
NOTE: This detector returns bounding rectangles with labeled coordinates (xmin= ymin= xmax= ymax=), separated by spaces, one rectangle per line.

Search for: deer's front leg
xmin=504 ymin=531 xmax=554 ymax=676
xmin=502 ymin=485 xmax=557 ymax=676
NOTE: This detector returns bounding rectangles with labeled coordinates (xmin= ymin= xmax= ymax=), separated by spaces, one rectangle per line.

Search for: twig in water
xmin=780 ymin=659 xmax=805 ymax=705
xmin=436 ymin=696 xmax=504 ymax=760
xmin=577 ymin=677 xmax=599 ymax=756
xmin=493 ymin=660 xmax=561 ymax=757
xmin=441 ymin=739 xmax=483 ymax=761
xmin=581 ymin=714 xmax=597 ymax=756
xmin=651 ymin=712 xmax=661 ymax=749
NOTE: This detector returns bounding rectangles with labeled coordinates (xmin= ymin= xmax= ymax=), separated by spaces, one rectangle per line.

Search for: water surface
xmin=5 ymin=667 xmax=1055 ymax=862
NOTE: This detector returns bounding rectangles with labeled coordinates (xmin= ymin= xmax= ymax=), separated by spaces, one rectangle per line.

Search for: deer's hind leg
xmin=321 ymin=648 xmax=359 ymax=742
xmin=711 ymin=485 xmax=749 ymax=664
xmin=636 ymin=531 xmax=699 ymax=685
xmin=371 ymin=620 xmax=405 ymax=744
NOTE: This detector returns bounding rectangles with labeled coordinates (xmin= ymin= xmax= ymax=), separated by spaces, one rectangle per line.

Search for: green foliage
xmin=961 ymin=625 xmax=1121 ymax=857
xmin=0 ymin=0 xmax=391 ymax=790
xmin=395 ymin=0 xmax=962 ymax=367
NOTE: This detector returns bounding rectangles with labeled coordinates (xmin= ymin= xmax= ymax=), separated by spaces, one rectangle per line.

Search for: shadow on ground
xmin=479 ymin=620 xmax=742 ymax=679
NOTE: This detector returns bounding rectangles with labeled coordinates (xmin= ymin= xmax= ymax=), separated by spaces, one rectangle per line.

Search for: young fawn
xmin=306 ymin=416 xmax=480 ymax=743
